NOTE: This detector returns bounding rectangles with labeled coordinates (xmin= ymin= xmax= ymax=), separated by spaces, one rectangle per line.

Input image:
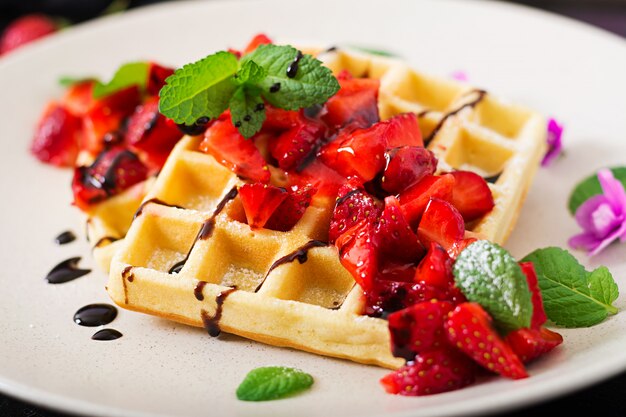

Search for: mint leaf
xmin=453 ymin=240 xmax=533 ymax=333
xmin=58 ymin=76 xmax=97 ymax=87
xmin=159 ymin=51 xmax=238 ymax=125
xmin=568 ymin=167 xmax=626 ymax=214
xmin=93 ymin=61 xmax=149 ymax=99
xmin=522 ymin=247 xmax=619 ymax=327
xmin=236 ymin=366 xmax=314 ymax=401
xmin=234 ymin=60 xmax=267 ymax=86
xmin=230 ymin=85 xmax=266 ymax=138
xmin=241 ymin=44 xmax=339 ymax=110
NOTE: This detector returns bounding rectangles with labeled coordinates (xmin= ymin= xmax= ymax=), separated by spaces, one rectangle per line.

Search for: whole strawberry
xmin=0 ymin=15 xmax=58 ymax=56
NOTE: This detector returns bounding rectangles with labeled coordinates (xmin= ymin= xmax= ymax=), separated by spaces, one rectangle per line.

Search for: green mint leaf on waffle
xmin=240 ymin=44 xmax=340 ymax=110
xmin=522 ymin=247 xmax=618 ymax=327
xmin=158 ymin=51 xmax=239 ymax=125
xmin=234 ymin=60 xmax=267 ymax=85
xmin=236 ymin=366 xmax=314 ymax=401
xmin=93 ymin=61 xmax=150 ymax=99
xmin=568 ymin=167 xmax=626 ymax=215
xmin=453 ymin=240 xmax=533 ymax=333
xmin=230 ymin=85 xmax=266 ymax=138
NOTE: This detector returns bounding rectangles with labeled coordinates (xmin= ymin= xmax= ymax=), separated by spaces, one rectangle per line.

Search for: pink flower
xmin=450 ymin=71 xmax=468 ymax=81
xmin=569 ymin=169 xmax=626 ymax=256
xmin=541 ymin=118 xmax=563 ymax=167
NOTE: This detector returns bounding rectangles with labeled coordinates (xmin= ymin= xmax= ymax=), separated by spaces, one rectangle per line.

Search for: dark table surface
xmin=1 ymin=0 xmax=625 ymax=416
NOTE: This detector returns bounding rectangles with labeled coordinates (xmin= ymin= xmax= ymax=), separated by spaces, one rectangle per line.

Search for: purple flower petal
xmin=569 ymin=231 xmax=602 ymax=252
xmin=597 ymin=168 xmax=626 ymax=213
xmin=574 ymin=194 xmax=610 ymax=234
xmin=590 ymin=203 xmax=621 ymax=237
xmin=541 ymin=118 xmax=564 ymax=167
xmin=450 ymin=71 xmax=468 ymax=81
xmin=588 ymin=222 xmax=626 ymax=257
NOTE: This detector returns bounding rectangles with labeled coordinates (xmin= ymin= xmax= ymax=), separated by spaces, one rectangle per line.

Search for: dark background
xmin=1 ymin=0 xmax=625 ymax=416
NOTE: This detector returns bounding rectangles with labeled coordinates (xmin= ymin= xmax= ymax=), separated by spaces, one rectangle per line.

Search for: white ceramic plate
xmin=1 ymin=0 xmax=625 ymax=416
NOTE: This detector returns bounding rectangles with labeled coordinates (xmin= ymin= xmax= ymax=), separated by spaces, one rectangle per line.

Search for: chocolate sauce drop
xmin=54 ymin=230 xmax=76 ymax=245
xmin=92 ymin=328 xmax=123 ymax=341
xmin=73 ymin=304 xmax=118 ymax=327
xmin=45 ymin=257 xmax=91 ymax=284
xmin=194 ymin=281 xmax=208 ymax=301
xmin=269 ymin=83 xmax=281 ymax=93
xmin=286 ymin=50 xmax=303 ymax=78
xmin=201 ymin=287 xmax=237 ymax=337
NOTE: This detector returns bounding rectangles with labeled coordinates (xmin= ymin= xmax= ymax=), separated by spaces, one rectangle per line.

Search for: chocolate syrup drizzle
xmin=92 ymin=328 xmax=123 ymax=341
xmin=93 ymin=236 xmax=120 ymax=248
xmin=423 ymin=89 xmax=487 ymax=145
xmin=133 ymin=198 xmax=185 ymax=220
xmin=168 ymin=187 xmax=238 ymax=274
xmin=73 ymin=304 xmax=118 ymax=327
xmin=200 ymin=287 xmax=238 ymax=337
xmin=54 ymin=230 xmax=76 ymax=245
xmin=45 ymin=257 xmax=91 ymax=284
xmin=81 ymin=149 xmax=140 ymax=197
xmin=121 ymin=266 xmax=134 ymax=304
xmin=254 ymin=240 xmax=329 ymax=293
xmin=194 ymin=281 xmax=208 ymax=301
xmin=484 ymin=172 xmax=502 ymax=184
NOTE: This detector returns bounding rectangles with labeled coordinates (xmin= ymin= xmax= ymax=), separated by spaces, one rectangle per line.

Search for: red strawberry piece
xmin=417 ymin=198 xmax=465 ymax=254
xmin=445 ymin=302 xmax=528 ymax=379
xmin=318 ymin=122 xmax=387 ymax=182
xmin=0 ymin=14 xmax=57 ymax=55
xmin=378 ymin=263 xmax=417 ymax=283
xmin=380 ymin=347 xmax=477 ymax=396
xmin=519 ymin=262 xmax=548 ymax=329
xmin=82 ymin=85 xmax=142 ymax=155
xmin=374 ymin=196 xmax=424 ymax=263
xmin=388 ymin=300 xmax=454 ymax=360
xmin=244 ymin=33 xmax=273 ymax=54
xmin=263 ymin=105 xmax=304 ymax=131
xmin=449 ymin=171 xmax=495 ymax=222
xmin=328 ymin=179 xmax=382 ymax=243
xmin=505 ymin=327 xmax=563 ymax=363
xmin=238 ymin=183 xmax=287 ymax=229
xmin=71 ymin=148 xmax=148 ymax=211
xmin=288 ymin=159 xmax=345 ymax=199
xmin=146 ymin=62 xmax=175 ymax=96
xmin=448 ymin=237 xmax=479 ymax=260
xmin=381 ymin=146 xmax=437 ymax=195
xmin=125 ymin=96 xmax=182 ymax=169
xmin=414 ymin=242 xmax=454 ymax=289
xmin=383 ymin=113 xmax=423 ymax=148
xmin=336 ymin=70 xmax=353 ymax=81
xmin=199 ymin=118 xmax=270 ymax=183
xmin=269 ymin=121 xmax=325 ymax=170
xmin=31 ymin=102 xmax=82 ymax=167
xmin=321 ymin=77 xmax=380 ymax=131
xmin=265 ymin=185 xmax=316 ymax=232
xmin=62 ymin=81 xmax=96 ymax=117
xmin=335 ymin=220 xmax=378 ymax=291
xmin=399 ymin=174 xmax=455 ymax=228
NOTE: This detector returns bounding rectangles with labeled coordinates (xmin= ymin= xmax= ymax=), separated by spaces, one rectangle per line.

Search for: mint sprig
xmin=522 ymin=247 xmax=619 ymax=327
xmin=93 ymin=61 xmax=150 ymax=98
xmin=159 ymin=45 xmax=339 ymax=138
xmin=453 ymin=240 xmax=533 ymax=333
xmin=236 ymin=366 xmax=314 ymax=401
xmin=568 ymin=167 xmax=626 ymax=214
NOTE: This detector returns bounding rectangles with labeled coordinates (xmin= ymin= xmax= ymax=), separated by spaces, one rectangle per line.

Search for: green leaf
xmin=158 ymin=51 xmax=239 ymax=125
xmin=567 ymin=167 xmax=626 ymax=215
xmin=241 ymin=44 xmax=340 ymax=110
xmin=230 ymin=85 xmax=266 ymax=138
xmin=522 ymin=247 xmax=619 ymax=328
xmin=347 ymin=45 xmax=398 ymax=57
xmin=58 ymin=76 xmax=97 ymax=87
xmin=236 ymin=367 xmax=314 ymax=402
xmin=234 ymin=60 xmax=267 ymax=86
xmin=93 ymin=61 xmax=150 ymax=99
xmin=453 ymin=240 xmax=533 ymax=333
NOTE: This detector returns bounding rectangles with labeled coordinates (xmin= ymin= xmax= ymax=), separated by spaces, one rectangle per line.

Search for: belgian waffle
xmin=101 ymin=48 xmax=546 ymax=368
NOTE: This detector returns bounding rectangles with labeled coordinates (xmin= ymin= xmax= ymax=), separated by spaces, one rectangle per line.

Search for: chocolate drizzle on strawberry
xmin=201 ymin=287 xmax=237 ymax=337
xmin=424 ymin=89 xmax=487 ymax=145
xmin=84 ymin=150 xmax=140 ymax=196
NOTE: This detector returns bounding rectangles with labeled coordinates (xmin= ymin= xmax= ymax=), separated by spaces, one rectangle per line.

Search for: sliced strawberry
xmin=383 ymin=113 xmax=423 ymax=148
xmin=374 ymin=196 xmax=423 ymax=264
xmin=269 ymin=121 xmax=325 ymax=170
xmin=378 ymin=263 xmax=417 ymax=283
xmin=238 ymin=183 xmax=287 ymax=229
xmin=445 ymin=303 xmax=528 ymax=379
xmin=519 ymin=262 xmax=548 ymax=329
xmin=265 ymin=185 xmax=316 ymax=232
xmin=263 ymin=105 xmax=303 ymax=131
xmin=31 ymin=102 xmax=82 ymax=167
xmin=125 ymin=96 xmax=182 ymax=168
xmin=387 ymin=301 xmax=454 ymax=360
xmin=381 ymin=146 xmax=437 ymax=195
xmin=62 ymin=81 xmax=95 ymax=117
xmin=199 ymin=118 xmax=270 ymax=183
xmin=417 ymin=198 xmax=465 ymax=254
xmin=329 ymin=179 xmax=382 ymax=243
xmin=288 ymin=159 xmax=345 ymax=199
xmin=414 ymin=242 xmax=454 ymax=289
xmin=244 ymin=33 xmax=273 ymax=54
xmin=146 ymin=62 xmax=175 ymax=96
xmin=335 ymin=220 xmax=378 ymax=291
xmin=72 ymin=148 xmax=148 ymax=211
xmin=321 ymin=77 xmax=379 ymax=131
xmin=399 ymin=174 xmax=455 ymax=228
xmin=448 ymin=237 xmax=479 ymax=260
xmin=505 ymin=327 xmax=563 ymax=363
xmin=82 ymin=86 xmax=142 ymax=155
xmin=380 ymin=348 xmax=477 ymax=396
xmin=449 ymin=171 xmax=495 ymax=222
xmin=0 ymin=14 xmax=57 ymax=55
